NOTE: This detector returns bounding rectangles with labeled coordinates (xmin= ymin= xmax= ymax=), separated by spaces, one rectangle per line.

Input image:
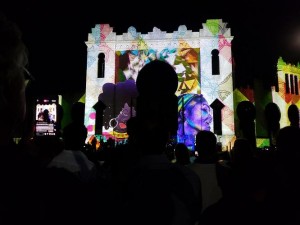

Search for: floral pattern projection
xmin=84 ymin=20 xmax=235 ymax=149
xmin=272 ymin=57 xmax=300 ymax=128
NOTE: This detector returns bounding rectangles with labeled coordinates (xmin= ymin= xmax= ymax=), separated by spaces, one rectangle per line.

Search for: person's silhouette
xmin=0 ymin=14 xmax=41 ymax=224
xmin=63 ymin=102 xmax=87 ymax=150
xmin=43 ymin=109 xmax=50 ymax=123
xmin=288 ymin=104 xmax=299 ymax=128
xmin=123 ymin=60 xmax=202 ymax=225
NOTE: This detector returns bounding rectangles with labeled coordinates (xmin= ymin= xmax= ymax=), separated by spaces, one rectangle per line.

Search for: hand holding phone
xmin=35 ymin=96 xmax=58 ymax=137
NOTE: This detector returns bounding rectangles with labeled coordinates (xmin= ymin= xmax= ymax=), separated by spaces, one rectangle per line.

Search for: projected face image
xmin=109 ymin=103 xmax=136 ymax=133
xmin=189 ymin=100 xmax=212 ymax=131
xmin=99 ymin=79 xmax=138 ymax=140
xmin=178 ymin=94 xmax=212 ymax=147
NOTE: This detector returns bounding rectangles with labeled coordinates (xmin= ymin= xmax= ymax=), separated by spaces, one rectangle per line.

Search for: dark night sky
xmin=2 ymin=0 xmax=300 ymax=95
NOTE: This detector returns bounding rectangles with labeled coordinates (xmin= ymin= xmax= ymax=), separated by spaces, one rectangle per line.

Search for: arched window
xmin=294 ymin=76 xmax=299 ymax=95
xmin=97 ymin=53 xmax=105 ymax=78
xmin=290 ymin=74 xmax=294 ymax=94
xmin=285 ymin=74 xmax=290 ymax=94
xmin=211 ymin=49 xmax=220 ymax=75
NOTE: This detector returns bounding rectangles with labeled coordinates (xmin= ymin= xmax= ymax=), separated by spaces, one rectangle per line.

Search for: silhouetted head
xmin=264 ymin=102 xmax=281 ymax=132
xmin=175 ymin=143 xmax=190 ymax=165
xmin=237 ymin=101 xmax=256 ymax=121
xmin=43 ymin=109 xmax=50 ymax=122
xmin=126 ymin=116 xmax=138 ymax=144
xmin=136 ymin=60 xmax=178 ymax=97
xmin=71 ymin=102 xmax=85 ymax=124
xmin=231 ymin=138 xmax=254 ymax=164
xmin=288 ymin=104 xmax=299 ymax=128
xmin=276 ymin=126 xmax=300 ymax=162
xmin=195 ymin=130 xmax=217 ymax=163
xmin=126 ymin=116 xmax=137 ymax=135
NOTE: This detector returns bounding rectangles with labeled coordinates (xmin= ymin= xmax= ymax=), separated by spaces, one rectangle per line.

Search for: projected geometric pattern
xmin=116 ymin=47 xmax=200 ymax=95
xmin=85 ymin=19 xmax=235 ymax=149
xmin=272 ymin=57 xmax=300 ymax=128
xmin=200 ymin=20 xmax=234 ymax=138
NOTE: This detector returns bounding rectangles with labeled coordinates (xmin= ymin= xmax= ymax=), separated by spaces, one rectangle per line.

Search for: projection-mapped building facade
xmin=84 ymin=19 xmax=236 ymax=149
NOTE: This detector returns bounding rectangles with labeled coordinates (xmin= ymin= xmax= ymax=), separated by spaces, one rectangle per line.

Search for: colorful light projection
xmin=272 ymin=57 xmax=300 ymax=128
xmin=84 ymin=20 xmax=235 ymax=149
